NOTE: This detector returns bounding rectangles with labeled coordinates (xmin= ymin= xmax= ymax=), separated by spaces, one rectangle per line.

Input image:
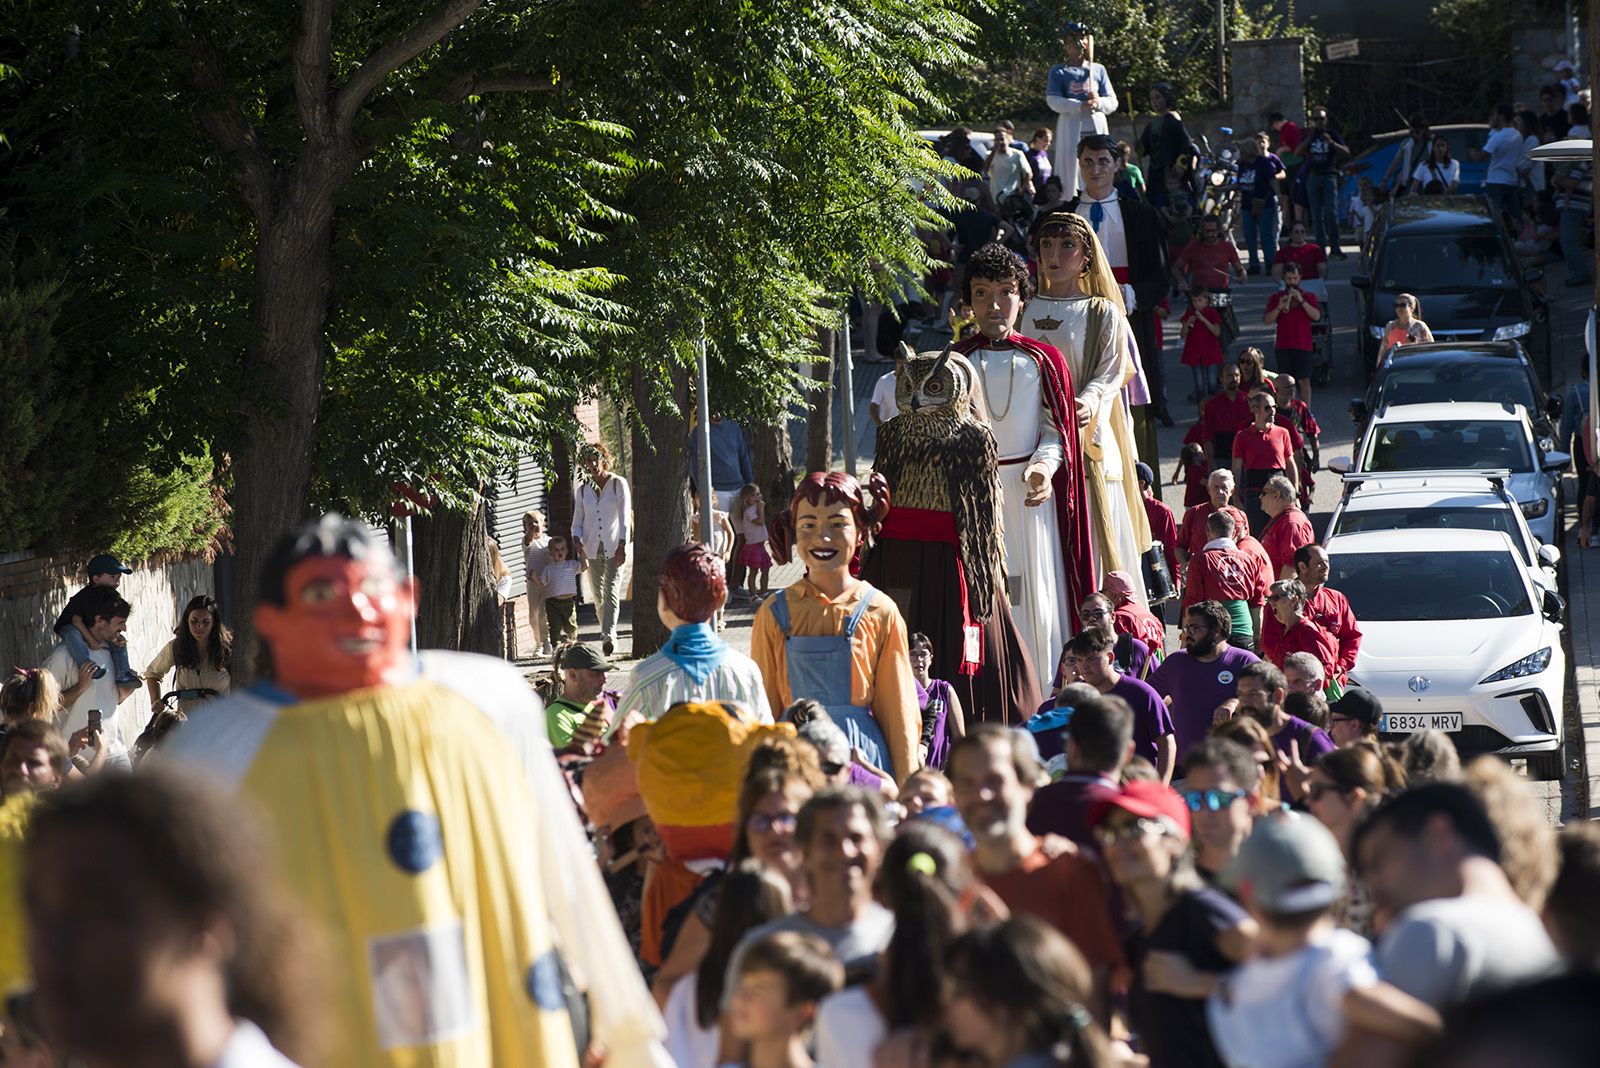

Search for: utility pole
xmin=840 ymin=312 xmax=857 ymax=476
xmin=696 ymin=324 xmax=715 ymax=547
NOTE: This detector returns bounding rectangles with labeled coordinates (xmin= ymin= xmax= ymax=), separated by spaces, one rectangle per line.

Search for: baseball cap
xmin=1088 ymin=781 xmax=1191 ymax=839
xmin=559 ymin=643 xmax=613 ymax=673
xmin=1062 ymin=21 xmax=1090 ymax=36
xmin=1222 ymin=812 xmax=1346 ymax=914
xmin=86 ymin=554 xmax=133 ymax=577
xmin=1330 ymin=687 xmax=1382 ymax=728
xmin=1135 ymin=461 xmax=1155 ymax=486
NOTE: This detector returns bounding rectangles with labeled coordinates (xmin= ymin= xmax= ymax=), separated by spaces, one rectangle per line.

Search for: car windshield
xmin=1330 ymin=550 xmax=1532 ymax=620
xmin=1378 ymin=233 xmax=1512 ymax=290
xmin=1331 ymin=506 xmax=1531 ymax=564
xmin=1374 ymin=362 xmax=1536 ymax=411
xmin=1364 ymin=420 xmax=1531 ymax=472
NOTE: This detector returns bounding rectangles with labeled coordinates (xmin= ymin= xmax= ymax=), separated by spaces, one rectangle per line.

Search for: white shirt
xmin=815 ymin=985 xmax=887 ymax=1068
xmin=572 ymin=474 xmax=632 ymax=557
xmin=1411 ymin=157 xmax=1460 ymax=189
xmin=1483 ymin=126 xmax=1523 ymax=186
xmin=661 ymin=973 xmax=720 ymax=1068
xmin=989 ymin=145 xmax=1030 ymax=200
xmin=871 ymin=371 xmax=900 ymax=421
xmin=973 ymin=346 xmax=1064 ymax=468
xmin=609 ymin=646 xmax=773 ymax=740
xmin=1073 ymin=194 xmax=1137 ymax=311
xmin=44 ymin=642 xmax=130 ymax=761
xmin=215 ymin=1020 xmax=303 ymax=1068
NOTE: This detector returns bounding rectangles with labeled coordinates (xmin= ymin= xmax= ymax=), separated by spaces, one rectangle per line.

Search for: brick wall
xmin=0 ymin=551 xmax=217 ymax=748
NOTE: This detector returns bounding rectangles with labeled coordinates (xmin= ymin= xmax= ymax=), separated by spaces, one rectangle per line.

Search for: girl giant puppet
xmin=751 ymin=472 xmax=920 ymax=784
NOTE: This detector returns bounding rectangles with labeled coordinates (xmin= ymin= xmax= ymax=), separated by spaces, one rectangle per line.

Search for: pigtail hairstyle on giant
xmin=767 ymin=470 xmax=892 ymax=567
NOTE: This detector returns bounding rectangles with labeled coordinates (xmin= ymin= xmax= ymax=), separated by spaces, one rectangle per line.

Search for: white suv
xmin=1333 ymin=401 xmax=1567 ymax=545
xmin=1325 ymin=527 xmax=1567 ymax=780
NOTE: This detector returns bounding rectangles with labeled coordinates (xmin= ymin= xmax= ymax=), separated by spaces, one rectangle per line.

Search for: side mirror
xmin=1350 ymin=275 xmax=1372 ymax=289
xmin=1328 ymin=456 xmax=1352 ymax=475
xmin=1538 ymin=543 xmax=1562 ymax=568
xmin=1542 ymin=589 xmax=1566 ymax=624
xmin=1524 ymin=267 xmax=1545 ymax=284
xmin=1542 ymin=450 xmax=1571 ymax=472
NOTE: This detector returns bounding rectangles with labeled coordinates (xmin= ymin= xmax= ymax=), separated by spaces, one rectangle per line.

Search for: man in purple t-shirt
xmin=1149 ymin=600 xmax=1260 ymax=764
xmin=1026 ymin=694 xmax=1131 ymax=847
xmin=1235 ymin=659 xmax=1333 ymax=805
xmin=1066 ymin=628 xmax=1176 ymax=782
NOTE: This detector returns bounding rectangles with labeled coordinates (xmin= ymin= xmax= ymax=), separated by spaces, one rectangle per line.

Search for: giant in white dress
xmin=1024 ymin=293 xmax=1150 ymax=606
xmin=971 ymin=343 xmax=1073 ymax=677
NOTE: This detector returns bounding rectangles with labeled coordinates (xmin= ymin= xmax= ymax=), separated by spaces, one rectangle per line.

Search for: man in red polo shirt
xmin=1232 ymin=389 xmax=1298 ymax=539
xmin=1292 ymin=544 xmax=1362 ymax=678
xmin=1260 ymin=579 xmax=1339 ymax=683
xmin=1263 ymin=260 xmax=1323 ymax=409
xmin=1258 ymin=475 xmax=1316 ymax=579
xmin=1179 ymin=468 xmax=1251 ymax=569
xmin=1200 ymin=362 xmax=1251 ymax=469
xmin=1174 ymin=216 xmax=1246 ymax=352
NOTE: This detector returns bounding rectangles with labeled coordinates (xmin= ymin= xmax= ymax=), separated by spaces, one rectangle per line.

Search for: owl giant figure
xmin=862 ymin=345 xmax=1043 ymax=730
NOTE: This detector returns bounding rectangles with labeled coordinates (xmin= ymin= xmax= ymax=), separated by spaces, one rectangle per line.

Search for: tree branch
xmin=294 ymin=0 xmax=334 ymax=142
xmin=168 ymin=7 xmax=275 ymax=215
xmin=442 ymin=70 xmax=557 ymax=104
xmin=334 ymin=0 xmax=485 ymax=132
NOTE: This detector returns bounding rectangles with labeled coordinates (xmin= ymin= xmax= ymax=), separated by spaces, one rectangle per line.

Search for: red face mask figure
xmin=254 ymin=552 xmax=416 ymax=698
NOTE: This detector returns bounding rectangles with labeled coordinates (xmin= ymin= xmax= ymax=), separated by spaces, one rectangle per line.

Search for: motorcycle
xmin=1194 ymin=127 xmax=1241 ymax=234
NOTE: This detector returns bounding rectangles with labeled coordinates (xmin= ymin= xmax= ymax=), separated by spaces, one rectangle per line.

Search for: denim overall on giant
xmin=769 ymin=586 xmax=891 ymax=770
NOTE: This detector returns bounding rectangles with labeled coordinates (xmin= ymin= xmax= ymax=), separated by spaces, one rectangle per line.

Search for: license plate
xmin=1381 ymin=713 xmax=1463 ymax=733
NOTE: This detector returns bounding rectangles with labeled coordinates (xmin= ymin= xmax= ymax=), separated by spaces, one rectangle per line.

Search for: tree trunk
xmin=547 ymin=429 xmax=576 ymax=537
xmin=228 ymin=196 xmax=338 ymax=679
xmin=804 ymin=325 xmax=834 ymax=474
xmin=750 ymin=421 xmax=796 ymax=511
xmin=411 ymin=495 xmax=501 ymax=654
xmin=629 ymin=361 xmax=691 ymax=657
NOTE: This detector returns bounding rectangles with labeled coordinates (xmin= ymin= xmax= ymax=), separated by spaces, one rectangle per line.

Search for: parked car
xmin=1325 ymin=473 xmax=1560 ymax=591
xmin=1338 ymin=124 xmax=1489 ymax=211
xmin=1351 ymin=195 xmax=1550 ymax=381
xmin=1326 ymin=527 xmax=1567 ymax=780
xmin=1330 ymin=401 xmax=1567 ymax=544
xmin=1348 ymin=341 xmax=1560 ymax=438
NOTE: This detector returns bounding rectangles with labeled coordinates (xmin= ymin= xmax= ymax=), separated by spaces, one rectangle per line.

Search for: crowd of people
xmin=0 ymin=25 xmax=1597 ymax=1068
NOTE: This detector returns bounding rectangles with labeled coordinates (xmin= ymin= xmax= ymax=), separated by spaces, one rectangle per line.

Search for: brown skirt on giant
xmin=862 ymin=537 xmax=1043 ymax=726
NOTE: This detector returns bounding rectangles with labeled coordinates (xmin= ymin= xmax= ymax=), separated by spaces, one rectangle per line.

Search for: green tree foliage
xmin=1432 ymin=0 xmax=1568 ymax=115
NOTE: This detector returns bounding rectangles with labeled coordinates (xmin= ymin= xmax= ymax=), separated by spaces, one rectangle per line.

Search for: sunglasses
xmin=748 ymin=812 xmax=798 ymax=835
xmin=1307 ymin=782 xmax=1352 ymax=803
xmin=1182 ymin=788 xmax=1250 ymax=812
xmin=1093 ymin=816 xmax=1171 ymax=846
xmin=1393 ymin=302 xmax=1411 ymax=309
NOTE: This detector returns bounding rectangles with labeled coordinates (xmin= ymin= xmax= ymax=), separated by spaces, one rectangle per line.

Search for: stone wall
xmin=1230 ymin=38 xmax=1306 ymax=132
xmin=0 ymin=551 xmax=217 ymax=748
xmin=1511 ymin=22 xmax=1578 ymax=113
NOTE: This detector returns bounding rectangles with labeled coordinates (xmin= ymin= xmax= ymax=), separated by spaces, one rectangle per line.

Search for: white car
xmin=1325 ymin=473 xmax=1560 ymax=592
xmin=1334 ymin=401 xmax=1567 ymax=545
xmin=1325 ymin=527 xmax=1567 ymax=780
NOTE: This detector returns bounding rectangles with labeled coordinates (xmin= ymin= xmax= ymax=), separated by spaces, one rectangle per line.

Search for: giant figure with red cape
xmin=954 ymin=242 xmax=1098 ymax=678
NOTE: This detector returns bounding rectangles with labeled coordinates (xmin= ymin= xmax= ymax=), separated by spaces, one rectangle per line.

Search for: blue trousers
xmin=1241 ymin=201 xmax=1280 ymax=269
xmin=1307 ymin=174 xmax=1339 ymax=254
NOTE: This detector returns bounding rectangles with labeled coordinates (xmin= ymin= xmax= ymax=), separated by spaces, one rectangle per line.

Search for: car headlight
xmin=1493 ymin=321 xmax=1532 ymax=340
xmin=1369 ymin=325 xmax=1386 ymax=339
xmin=1480 ymin=646 xmax=1553 ymax=684
xmin=1520 ymin=498 xmax=1549 ymax=519
xmin=1210 ymin=170 xmax=1227 ymax=187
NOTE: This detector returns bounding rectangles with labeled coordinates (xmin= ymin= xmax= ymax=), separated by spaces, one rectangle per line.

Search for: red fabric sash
xmin=881 ymin=508 xmax=982 ymax=675
xmin=1111 ymin=266 xmax=1131 ymax=282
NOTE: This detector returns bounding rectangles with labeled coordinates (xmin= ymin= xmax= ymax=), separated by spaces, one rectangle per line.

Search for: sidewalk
xmin=1560 ymin=491 xmax=1600 ymax=820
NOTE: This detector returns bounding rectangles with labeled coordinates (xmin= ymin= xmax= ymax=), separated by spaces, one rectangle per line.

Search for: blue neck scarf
xmin=661 ymin=622 xmax=727 ymax=685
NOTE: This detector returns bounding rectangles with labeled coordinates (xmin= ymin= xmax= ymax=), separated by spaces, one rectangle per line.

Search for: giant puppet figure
xmin=954 ymin=242 xmax=1097 ymax=679
xmin=1023 ymin=211 xmax=1154 ymax=604
xmin=164 ymin=515 xmax=668 ymax=1068
xmin=864 ymin=345 xmax=1044 ymax=726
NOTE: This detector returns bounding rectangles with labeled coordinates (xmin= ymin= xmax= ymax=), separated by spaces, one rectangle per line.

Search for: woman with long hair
xmin=143 ymin=595 xmax=231 ymax=714
xmin=753 ymin=471 xmax=919 ymax=784
xmin=574 ymin=441 xmax=632 ymax=658
xmin=816 ymin=822 xmax=980 ymax=1068
xmin=942 ymin=915 xmax=1119 ymax=1068
xmin=22 ymin=770 xmax=322 ymax=1066
xmin=1379 ymin=293 xmax=1433 ymax=367
xmin=1306 ymin=740 xmax=1405 ymax=936
xmin=1409 ymin=134 xmax=1460 ymax=195
xmin=521 ymin=510 xmax=554 ymax=659
xmin=0 ymin=669 xmax=61 ymax=728
xmin=1024 ymin=210 xmax=1153 ymax=611
xmin=660 ymin=860 xmax=793 ymax=1068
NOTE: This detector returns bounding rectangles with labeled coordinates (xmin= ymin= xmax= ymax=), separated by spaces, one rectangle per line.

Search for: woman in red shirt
xmin=1232 ymin=389 xmax=1298 ymax=539
xmin=1270 ymin=221 xmax=1327 ymax=283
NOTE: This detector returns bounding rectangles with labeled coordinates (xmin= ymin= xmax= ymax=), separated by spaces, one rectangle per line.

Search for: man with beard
xmin=1149 ymin=601 xmax=1260 ymax=763
xmin=950 ymin=726 xmax=1124 ymax=1021
xmin=1234 ymin=661 xmax=1333 ymax=803
xmin=1285 ymin=544 xmax=1362 ymax=681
